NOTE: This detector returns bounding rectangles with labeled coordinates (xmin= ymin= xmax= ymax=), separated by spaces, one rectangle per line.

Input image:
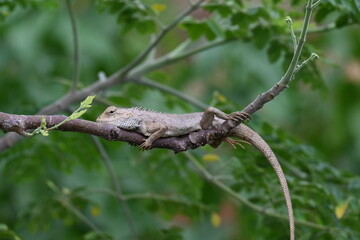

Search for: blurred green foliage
xmin=1 ymin=0 xmax=360 ymax=239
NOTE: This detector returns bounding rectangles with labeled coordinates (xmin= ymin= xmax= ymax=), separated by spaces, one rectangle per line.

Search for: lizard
xmin=96 ymin=106 xmax=295 ymax=240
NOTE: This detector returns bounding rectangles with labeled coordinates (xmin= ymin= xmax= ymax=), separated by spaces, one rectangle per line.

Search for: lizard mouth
xmin=96 ymin=117 xmax=111 ymax=123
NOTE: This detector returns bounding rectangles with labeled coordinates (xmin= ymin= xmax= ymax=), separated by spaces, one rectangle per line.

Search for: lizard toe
xmin=232 ymin=112 xmax=250 ymax=122
xmin=139 ymin=142 xmax=152 ymax=151
xmin=228 ymin=112 xmax=247 ymax=122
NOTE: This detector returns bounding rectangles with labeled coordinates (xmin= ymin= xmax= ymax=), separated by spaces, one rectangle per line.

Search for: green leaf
xmin=97 ymin=0 xmax=158 ymax=35
xmin=136 ymin=19 xmax=157 ymax=34
xmin=80 ymin=95 xmax=95 ymax=109
xmin=314 ymin=5 xmax=335 ymax=23
xmin=267 ymin=40 xmax=283 ymax=63
xmin=180 ymin=19 xmax=216 ymax=41
xmin=335 ymin=14 xmax=353 ymax=28
xmin=68 ymin=109 xmax=87 ymax=120
xmin=231 ymin=11 xmax=254 ymax=29
xmin=248 ymin=7 xmax=271 ymax=21
xmin=252 ymin=25 xmax=271 ymax=49
xmin=204 ymin=3 xmax=233 ymax=17
xmin=39 ymin=116 xmax=49 ymax=136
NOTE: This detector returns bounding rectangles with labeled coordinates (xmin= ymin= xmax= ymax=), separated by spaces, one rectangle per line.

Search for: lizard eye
xmin=108 ymin=110 xmax=116 ymax=114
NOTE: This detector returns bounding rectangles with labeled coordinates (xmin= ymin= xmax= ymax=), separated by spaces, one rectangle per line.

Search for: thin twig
xmin=92 ymin=136 xmax=139 ymax=240
xmin=59 ymin=198 xmax=106 ymax=236
xmin=65 ymin=0 xmax=80 ymax=91
xmin=132 ymin=77 xmax=208 ymax=110
xmin=279 ymin=0 xmax=316 ymax=87
xmin=293 ymin=53 xmax=319 ymax=75
xmin=79 ymin=188 xmax=211 ymax=211
xmin=312 ymin=0 xmax=321 ymax=8
xmin=131 ymin=38 xmax=235 ymax=76
xmin=286 ymin=16 xmax=297 ymax=49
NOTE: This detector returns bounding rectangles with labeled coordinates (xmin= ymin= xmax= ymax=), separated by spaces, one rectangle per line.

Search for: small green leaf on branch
xmin=26 ymin=116 xmax=49 ymax=137
xmin=69 ymin=109 xmax=87 ymax=121
xmin=49 ymin=95 xmax=95 ymax=130
xmin=39 ymin=116 xmax=49 ymax=136
xmin=80 ymin=95 xmax=95 ymax=109
xmin=68 ymin=95 xmax=95 ymax=120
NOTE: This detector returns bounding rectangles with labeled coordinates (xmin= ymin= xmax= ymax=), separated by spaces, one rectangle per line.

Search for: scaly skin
xmin=96 ymin=106 xmax=295 ymax=240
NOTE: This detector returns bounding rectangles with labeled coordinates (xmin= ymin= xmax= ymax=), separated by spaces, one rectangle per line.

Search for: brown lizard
xmin=96 ymin=106 xmax=295 ymax=240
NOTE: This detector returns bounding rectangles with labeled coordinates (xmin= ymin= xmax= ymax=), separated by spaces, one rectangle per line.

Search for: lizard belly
xmin=162 ymin=122 xmax=202 ymax=137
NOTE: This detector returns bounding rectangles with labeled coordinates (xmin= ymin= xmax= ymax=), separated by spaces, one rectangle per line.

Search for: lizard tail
xmin=231 ymin=124 xmax=295 ymax=240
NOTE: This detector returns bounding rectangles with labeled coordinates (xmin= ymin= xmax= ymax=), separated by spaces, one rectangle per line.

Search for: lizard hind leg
xmin=200 ymin=107 xmax=251 ymax=129
xmin=139 ymin=126 xmax=168 ymax=150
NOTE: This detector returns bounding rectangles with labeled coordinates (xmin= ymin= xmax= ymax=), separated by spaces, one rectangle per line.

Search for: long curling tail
xmin=231 ymin=124 xmax=295 ymax=240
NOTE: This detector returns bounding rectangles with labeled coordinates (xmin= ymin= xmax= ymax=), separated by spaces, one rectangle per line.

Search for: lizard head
xmin=96 ymin=106 xmax=134 ymax=123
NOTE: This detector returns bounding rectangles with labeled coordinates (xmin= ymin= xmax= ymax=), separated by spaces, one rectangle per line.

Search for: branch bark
xmin=0 ymin=112 xmax=216 ymax=153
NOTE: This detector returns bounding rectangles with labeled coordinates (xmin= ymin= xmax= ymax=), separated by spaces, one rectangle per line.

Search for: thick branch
xmin=0 ymin=112 xmax=218 ymax=153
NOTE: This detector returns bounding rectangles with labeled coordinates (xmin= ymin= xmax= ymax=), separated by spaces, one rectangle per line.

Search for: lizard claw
xmin=224 ymin=137 xmax=250 ymax=149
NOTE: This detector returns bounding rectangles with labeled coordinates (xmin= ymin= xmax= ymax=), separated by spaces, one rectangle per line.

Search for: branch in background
xmin=59 ymin=198 xmax=107 ymax=238
xmin=46 ymin=181 xmax=107 ymax=239
xmin=184 ymin=152 xmax=347 ymax=233
xmin=130 ymin=38 xmax=235 ymax=76
xmin=92 ymin=137 xmax=139 ymax=240
xmin=116 ymin=0 xmax=206 ymax=78
xmin=132 ymin=77 xmax=208 ymax=110
xmin=65 ymin=0 xmax=80 ymax=91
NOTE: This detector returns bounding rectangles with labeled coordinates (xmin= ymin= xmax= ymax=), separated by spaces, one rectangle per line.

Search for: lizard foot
xmin=224 ymin=137 xmax=250 ymax=149
xmin=139 ymin=141 xmax=152 ymax=151
xmin=228 ymin=112 xmax=250 ymax=123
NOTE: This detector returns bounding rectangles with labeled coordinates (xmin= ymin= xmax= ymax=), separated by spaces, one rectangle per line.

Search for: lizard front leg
xmin=140 ymin=124 xmax=168 ymax=150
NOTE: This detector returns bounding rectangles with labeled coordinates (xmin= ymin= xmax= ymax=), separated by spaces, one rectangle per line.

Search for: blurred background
xmin=1 ymin=0 xmax=359 ymax=239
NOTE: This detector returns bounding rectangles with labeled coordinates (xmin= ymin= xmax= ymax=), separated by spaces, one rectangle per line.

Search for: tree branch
xmin=0 ymin=112 xmax=216 ymax=153
xmin=185 ymin=152 xmax=346 ymax=233
xmin=65 ymin=0 xmax=80 ymax=91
